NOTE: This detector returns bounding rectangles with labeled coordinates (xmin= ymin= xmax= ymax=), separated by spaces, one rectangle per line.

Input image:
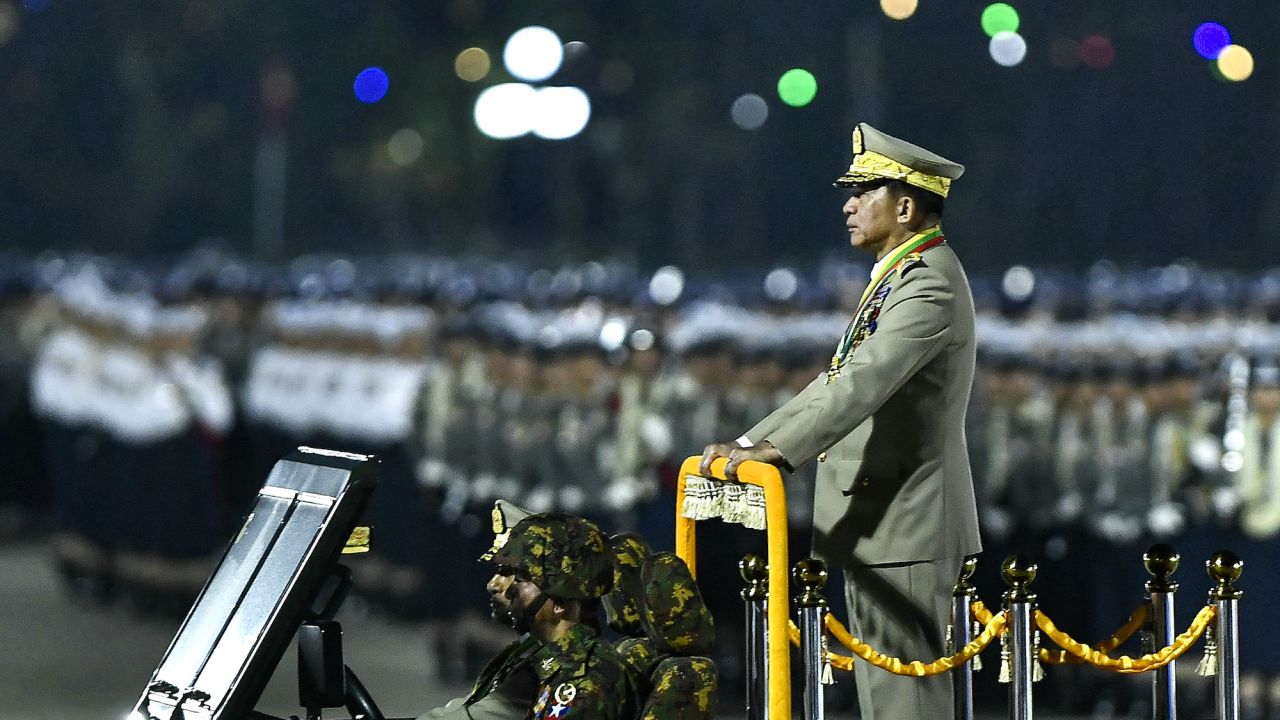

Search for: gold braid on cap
xmin=837 ymin=152 xmax=952 ymax=198
xmin=837 ymin=126 xmax=952 ymax=198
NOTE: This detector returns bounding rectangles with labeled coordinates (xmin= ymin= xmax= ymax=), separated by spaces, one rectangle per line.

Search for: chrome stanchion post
xmin=1003 ymin=555 xmax=1037 ymax=720
xmin=953 ymin=557 xmax=978 ymax=720
xmin=794 ymin=558 xmax=829 ymax=720
xmin=740 ymin=554 xmax=769 ymax=720
xmin=1144 ymin=544 xmax=1179 ymax=720
xmin=1208 ymin=551 xmax=1243 ymax=720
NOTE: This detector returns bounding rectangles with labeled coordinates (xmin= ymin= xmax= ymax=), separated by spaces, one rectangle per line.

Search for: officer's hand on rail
xmin=701 ymin=441 xmax=784 ymax=481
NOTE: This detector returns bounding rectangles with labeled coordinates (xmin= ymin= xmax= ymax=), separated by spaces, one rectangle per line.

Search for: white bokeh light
xmin=533 ymin=86 xmax=592 ymax=140
xmin=503 ymin=26 xmax=564 ymax=82
xmin=730 ymin=94 xmax=768 ymax=130
xmin=1002 ymin=265 xmax=1036 ymax=301
xmin=599 ymin=319 xmax=628 ymax=350
xmin=649 ymin=266 xmax=685 ymax=306
xmin=764 ymin=268 xmax=799 ymax=302
xmin=387 ymin=128 xmax=424 ymax=166
xmin=473 ymin=83 xmax=537 ymax=139
xmin=989 ymin=31 xmax=1027 ymax=67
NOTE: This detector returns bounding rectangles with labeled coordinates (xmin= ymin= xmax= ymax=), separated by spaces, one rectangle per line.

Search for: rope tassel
xmin=821 ymin=636 xmax=835 ymax=685
xmin=1197 ymin=624 xmax=1218 ymax=677
xmin=998 ymin=630 xmax=1012 ymax=684
xmin=971 ymin=622 xmax=984 ymax=672
xmin=1032 ymin=631 xmax=1045 ymax=682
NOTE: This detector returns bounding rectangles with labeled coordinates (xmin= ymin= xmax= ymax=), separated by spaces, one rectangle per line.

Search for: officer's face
xmin=842 ymin=184 xmax=900 ymax=256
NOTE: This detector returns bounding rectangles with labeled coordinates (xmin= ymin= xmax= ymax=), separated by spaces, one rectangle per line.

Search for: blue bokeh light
xmin=1192 ymin=22 xmax=1231 ymax=60
xmin=23 ymin=0 xmax=52 ymax=12
xmin=353 ymin=67 xmax=389 ymax=104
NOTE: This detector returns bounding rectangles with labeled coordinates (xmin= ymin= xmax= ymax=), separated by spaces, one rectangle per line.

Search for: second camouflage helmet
xmin=489 ymin=512 xmax=613 ymax=600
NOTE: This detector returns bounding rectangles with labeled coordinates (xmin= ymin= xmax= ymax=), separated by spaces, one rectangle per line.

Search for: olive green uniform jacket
xmin=746 ymin=243 xmax=982 ymax=565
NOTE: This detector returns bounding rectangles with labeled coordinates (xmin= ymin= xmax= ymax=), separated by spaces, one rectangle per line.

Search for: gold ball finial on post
xmin=953 ymin=556 xmax=978 ymax=597
xmin=1206 ymin=550 xmax=1244 ymax=601
xmin=1001 ymin=555 xmax=1038 ymax=604
xmin=740 ymin=553 xmax=769 ymax=602
xmin=1144 ymin=543 xmax=1180 ymax=593
xmin=793 ymin=558 xmax=829 ymax=609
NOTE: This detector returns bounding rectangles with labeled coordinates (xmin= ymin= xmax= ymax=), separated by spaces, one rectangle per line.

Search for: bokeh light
xmin=1217 ymin=44 xmax=1254 ymax=82
xmin=473 ymin=83 xmax=537 ymax=139
xmin=764 ymin=268 xmax=799 ymax=302
xmin=730 ymin=94 xmax=768 ymax=130
xmin=880 ymin=0 xmax=918 ymax=21
xmin=649 ymin=266 xmax=684 ymax=306
xmin=532 ymin=86 xmax=591 ymax=140
xmin=1193 ymin=22 xmax=1231 ymax=60
xmin=981 ymin=3 xmax=1019 ymax=38
xmin=454 ymin=47 xmax=491 ymax=82
xmin=503 ymin=25 xmax=563 ymax=82
xmin=989 ymin=31 xmax=1027 ymax=67
xmin=21 ymin=0 xmax=49 ymax=12
xmin=1002 ymin=265 xmax=1036 ymax=302
xmin=1078 ymin=35 xmax=1115 ymax=70
xmin=777 ymin=68 xmax=817 ymax=107
xmin=387 ymin=128 xmax=424 ymax=165
xmin=353 ymin=67 xmax=389 ymax=104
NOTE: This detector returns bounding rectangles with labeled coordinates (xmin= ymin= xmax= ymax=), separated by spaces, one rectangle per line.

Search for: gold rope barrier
xmin=1033 ymin=604 xmax=1216 ymax=673
xmin=787 ymin=609 xmax=1008 ymax=677
xmin=973 ymin=600 xmax=1150 ymax=665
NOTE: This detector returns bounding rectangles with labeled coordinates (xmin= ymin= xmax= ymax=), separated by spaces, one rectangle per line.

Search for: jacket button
xmin=861 ymin=478 xmax=871 ymax=486
xmin=817 ymin=453 xmax=827 ymax=462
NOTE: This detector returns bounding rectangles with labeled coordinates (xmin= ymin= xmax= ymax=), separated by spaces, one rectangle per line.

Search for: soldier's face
xmin=487 ymin=572 xmax=517 ymax=624
xmin=842 ymin=185 xmax=899 ymax=255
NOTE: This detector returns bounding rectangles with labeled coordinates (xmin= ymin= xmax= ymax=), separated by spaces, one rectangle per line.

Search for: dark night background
xmin=2 ymin=1 xmax=1276 ymax=271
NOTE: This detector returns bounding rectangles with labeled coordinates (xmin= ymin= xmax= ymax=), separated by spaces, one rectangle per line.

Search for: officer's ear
xmin=895 ymin=192 xmax=917 ymax=225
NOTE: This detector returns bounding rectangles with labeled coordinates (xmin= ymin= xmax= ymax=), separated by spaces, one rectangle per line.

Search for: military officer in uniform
xmin=701 ymin=123 xmax=980 ymax=719
xmin=419 ymin=510 xmax=641 ymax=720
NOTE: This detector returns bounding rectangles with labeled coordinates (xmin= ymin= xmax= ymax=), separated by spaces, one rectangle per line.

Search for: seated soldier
xmin=419 ymin=509 xmax=642 ymax=720
xmin=614 ymin=551 xmax=718 ymax=720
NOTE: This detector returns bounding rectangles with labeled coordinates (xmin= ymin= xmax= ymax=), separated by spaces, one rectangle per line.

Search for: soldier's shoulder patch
xmin=898 ymin=252 xmax=928 ymax=278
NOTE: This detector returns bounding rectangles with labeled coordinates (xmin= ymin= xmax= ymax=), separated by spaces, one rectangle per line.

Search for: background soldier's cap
xmin=477 ymin=499 xmax=533 ymax=562
xmin=834 ymin=123 xmax=964 ymax=198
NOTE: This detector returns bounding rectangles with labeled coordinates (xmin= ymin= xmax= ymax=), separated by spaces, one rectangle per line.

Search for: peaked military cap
xmin=834 ymin=123 xmax=965 ymax=198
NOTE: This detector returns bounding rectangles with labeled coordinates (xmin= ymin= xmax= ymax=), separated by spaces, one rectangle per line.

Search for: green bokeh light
xmin=981 ymin=3 xmax=1020 ymax=38
xmin=777 ymin=68 xmax=817 ymax=107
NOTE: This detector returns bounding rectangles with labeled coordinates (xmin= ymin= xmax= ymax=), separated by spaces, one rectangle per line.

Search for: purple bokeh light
xmin=353 ymin=67 xmax=389 ymax=104
xmin=1192 ymin=22 xmax=1231 ymax=60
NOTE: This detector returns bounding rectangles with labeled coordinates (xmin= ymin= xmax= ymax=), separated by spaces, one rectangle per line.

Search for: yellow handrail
xmin=676 ymin=456 xmax=790 ymax=720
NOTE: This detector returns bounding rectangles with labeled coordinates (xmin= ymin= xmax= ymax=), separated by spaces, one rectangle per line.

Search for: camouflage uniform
xmin=528 ymin=622 xmax=641 ymax=720
xmin=420 ymin=512 xmax=642 ymax=720
xmin=615 ymin=552 xmax=718 ymax=720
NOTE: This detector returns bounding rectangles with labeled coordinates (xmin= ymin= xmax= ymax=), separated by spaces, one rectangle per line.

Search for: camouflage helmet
xmin=603 ymin=532 xmax=652 ymax=635
xmin=489 ymin=512 xmax=612 ymax=600
xmin=639 ymin=552 xmax=715 ymax=656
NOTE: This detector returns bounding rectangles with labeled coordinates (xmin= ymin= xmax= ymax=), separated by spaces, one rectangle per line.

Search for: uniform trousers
xmin=843 ymin=555 xmax=963 ymax=720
